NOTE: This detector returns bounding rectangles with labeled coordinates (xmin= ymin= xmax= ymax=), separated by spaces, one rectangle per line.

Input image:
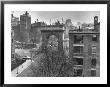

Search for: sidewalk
xmin=11 ymin=59 xmax=33 ymax=77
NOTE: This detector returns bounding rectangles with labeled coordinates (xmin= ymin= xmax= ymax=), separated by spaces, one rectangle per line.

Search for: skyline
xmin=12 ymin=11 xmax=100 ymax=25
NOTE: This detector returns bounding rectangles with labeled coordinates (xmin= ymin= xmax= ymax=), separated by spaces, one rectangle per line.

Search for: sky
xmin=12 ymin=11 xmax=100 ymax=25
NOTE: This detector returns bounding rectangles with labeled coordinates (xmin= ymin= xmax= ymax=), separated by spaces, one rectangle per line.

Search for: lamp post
xmin=30 ymin=49 xmax=35 ymax=62
xmin=16 ymin=66 xmax=19 ymax=74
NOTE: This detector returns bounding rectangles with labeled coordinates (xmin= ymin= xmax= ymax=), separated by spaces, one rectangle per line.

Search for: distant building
xmin=64 ymin=19 xmax=73 ymax=38
xmin=20 ymin=11 xmax=31 ymax=43
xmin=77 ymin=22 xmax=82 ymax=29
xmin=31 ymin=20 xmax=47 ymax=44
xmin=31 ymin=20 xmax=47 ymax=28
xmin=11 ymin=29 xmax=15 ymax=58
xmin=11 ymin=14 xmax=19 ymax=47
xmin=63 ymin=38 xmax=69 ymax=56
xmin=69 ymin=16 xmax=100 ymax=77
xmin=11 ymin=14 xmax=17 ymax=60
xmin=94 ymin=16 xmax=100 ymax=32
xmin=81 ymin=23 xmax=94 ymax=29
xmin=11 ymin=14 xmax=19 ymax=27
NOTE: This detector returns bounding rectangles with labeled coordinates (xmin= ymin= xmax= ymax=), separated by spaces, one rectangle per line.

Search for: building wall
xmin=69 ymin=33 xmax=100 ymax=77
xmin=83 ymin=35 xmax=91 ymax=76
xmin=11 ymin=30 xmax=15 ymax=55
xmin=69 ymin=16 xmax=100 ymax=77
xmin=11 ymin=14 xmax=17 ymax=58
xmin=20 ymin=12 xmax=31 ymax=43
xmin=30 ymin=27 xmax=42 ymax=44
xmin=11 ymin=14 xmax=19 ymax=27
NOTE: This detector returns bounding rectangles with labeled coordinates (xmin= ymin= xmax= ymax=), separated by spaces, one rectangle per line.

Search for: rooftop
xmin=40 ymin=25 xmax=64 ymax=32
xmin=69 ymin=29 xmax=100 ymax=34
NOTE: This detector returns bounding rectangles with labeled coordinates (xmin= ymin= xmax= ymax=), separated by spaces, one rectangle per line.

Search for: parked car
xmin=22 ymin=56 xmax=31 ymax=60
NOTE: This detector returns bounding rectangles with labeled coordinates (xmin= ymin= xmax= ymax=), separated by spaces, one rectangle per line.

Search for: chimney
xmin=79 ymin=26 xmax=80 ymax=30
xmin=37 ymin=19 xmax=38 ymax=22
xmin=25 ymin=11 xmax=28 ymax=15
xmin=11 ymin=14 xmax=13 ymax=18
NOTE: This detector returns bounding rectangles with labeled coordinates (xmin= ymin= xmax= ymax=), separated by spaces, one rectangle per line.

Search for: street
xmin=11 ymin=59 xmax=33 ymax=77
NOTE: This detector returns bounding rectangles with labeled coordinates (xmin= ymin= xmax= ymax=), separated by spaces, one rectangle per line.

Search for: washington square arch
xmin=40 ymin=25 xmax=74 ymax=77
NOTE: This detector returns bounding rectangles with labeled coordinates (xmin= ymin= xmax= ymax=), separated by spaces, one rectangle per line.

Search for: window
xmin=92 ymin=54 xmax=97 ymax=57
xmin=73 ymin=46 xmax=83 ymax=56
xmin=92 ymin=35 xmax=97 ymax=42
xmin=74 ymin=69 xmax=83 ymax=77
xmin=91 ymin=58 xmax=96 ymax=68
xmin=74 ymin=58 xmax=83 ymax=65
xmin=74 ymin=46 xmax=83 ymax=53
xmin=74 ymin=35 xmax=83 ymax=44
xmin=92 ymin=46 xmax=97 ymax=54
xmin=91 ymin=70 xmax=96 ymax=76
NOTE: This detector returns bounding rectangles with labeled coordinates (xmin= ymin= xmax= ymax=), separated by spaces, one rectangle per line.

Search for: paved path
xmin=16 ymin=54 xmax=44 ymax=77
xmin=11 ymin=60 xmax=33 ymax=77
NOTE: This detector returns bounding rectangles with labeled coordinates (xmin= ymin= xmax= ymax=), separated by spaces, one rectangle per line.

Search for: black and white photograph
xmin=11 ymin=11 xmax=100 ymax=77
xmin=4 ymin=4 xmax=107 ymax=84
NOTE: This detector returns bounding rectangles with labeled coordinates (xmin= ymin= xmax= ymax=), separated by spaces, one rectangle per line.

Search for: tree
xmin=29 ymin=48 xmax=75 ymax=77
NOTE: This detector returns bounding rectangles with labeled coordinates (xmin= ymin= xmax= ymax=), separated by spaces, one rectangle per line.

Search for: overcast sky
xmin=12 ymin=11 xmax=100 ymax=25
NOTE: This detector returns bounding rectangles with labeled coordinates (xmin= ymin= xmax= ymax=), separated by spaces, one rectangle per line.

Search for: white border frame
xmin=4 ymin=4 xmax=107 ymax=84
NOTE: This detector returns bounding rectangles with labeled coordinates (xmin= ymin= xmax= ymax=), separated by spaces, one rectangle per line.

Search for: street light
xmin=30 ymin=49 xmax=35 ymax=62
xmin=16 ymin=66 xmax=19 ymax=74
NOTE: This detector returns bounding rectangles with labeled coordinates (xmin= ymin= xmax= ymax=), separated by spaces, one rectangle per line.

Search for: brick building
xmin=69 ymin=16 xmax=100 ymax=77
xmin=20 ymin=11 xmax=31 ymax=43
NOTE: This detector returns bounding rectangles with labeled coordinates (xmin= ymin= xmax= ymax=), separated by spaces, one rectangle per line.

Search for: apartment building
xmin=69 ymin=16 xmax=100 ymax=77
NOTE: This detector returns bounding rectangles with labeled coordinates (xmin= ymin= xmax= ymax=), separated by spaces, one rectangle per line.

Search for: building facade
xmin=11 ymin=29 xmax=15 ymax=58
xmin=11 ymin=13 xmax=19 ymax=63
xmin=11 ymin=14 xmax=19 ymax=27
xmin=20 ymin=11 xmax=31 ymax=43
xmin=69 ymin=16 xmax=100 ymax=77
xmin=11 ymin=14 xmax=19 ymax=58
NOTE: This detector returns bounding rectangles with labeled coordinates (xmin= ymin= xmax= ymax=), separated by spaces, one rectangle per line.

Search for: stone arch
xmin=46 ymin=33 xmax=59 ymax=40
xmin=40 ymin=28 xmax=64 ymax=53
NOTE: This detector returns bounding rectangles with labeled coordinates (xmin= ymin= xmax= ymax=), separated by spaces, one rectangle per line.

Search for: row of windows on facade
xmin=73 ymin=45 xmax=97 ymax=66
xmin=73 ymin=45 xmax=97 ymax=54
xmin=73 ymin=55 xmax=97 ymax=77
xmin=72 ymin=45 xmax=97 ymax=76
xmin=73 ymin=58 xmax=97 ymax=67
xmin=73 ymin=35 xmax=98 ymax=44
xmin=73 ymin=68 xmax=96 ymax=77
